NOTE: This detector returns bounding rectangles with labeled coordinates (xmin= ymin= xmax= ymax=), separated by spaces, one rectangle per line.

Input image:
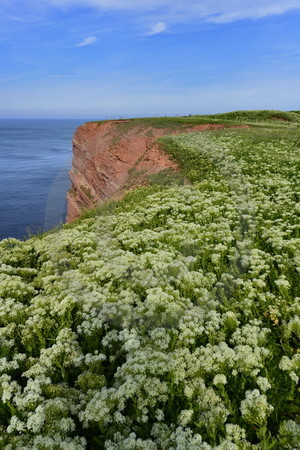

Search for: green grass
xmin=195 ymin=109 xmax=300 ymax=123
xmin=80 ymin=185 xmax=95 ymax=201
xmin=91 ymin=109 xmax=300 ymax=132
xmin=147 ymin=168 xmax=186 ymax=186
xmin=1 ymin=111 xmax=299 ymax=448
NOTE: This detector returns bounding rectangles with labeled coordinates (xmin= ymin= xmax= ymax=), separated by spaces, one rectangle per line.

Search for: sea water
xmin=0 ymin=119 xmax=86 ymax=241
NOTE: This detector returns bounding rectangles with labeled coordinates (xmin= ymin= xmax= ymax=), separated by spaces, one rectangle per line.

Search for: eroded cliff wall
xmin=66 ymin=120 xmax=247 ymax=222
xmin=66 ymin=120 xmax=181 ymax=222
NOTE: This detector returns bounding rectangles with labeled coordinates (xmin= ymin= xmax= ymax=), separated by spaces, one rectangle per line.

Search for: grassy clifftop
xmin=92 ymin=109 xmax=300 ymax=130
xmin=0 ymin=111 xmax=299 ymax=448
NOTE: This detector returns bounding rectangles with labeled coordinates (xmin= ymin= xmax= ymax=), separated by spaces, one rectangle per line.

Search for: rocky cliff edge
xmin=66 ymin=120 xmax=242 ymax=222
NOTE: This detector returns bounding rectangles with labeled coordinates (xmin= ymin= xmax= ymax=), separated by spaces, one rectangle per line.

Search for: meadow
xmin=0 ymin=111 xmax=299 ymax=449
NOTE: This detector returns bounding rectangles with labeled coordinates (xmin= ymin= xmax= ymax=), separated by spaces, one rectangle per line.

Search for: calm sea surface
xmin=0 ymin=119 xmax=87 ymax=241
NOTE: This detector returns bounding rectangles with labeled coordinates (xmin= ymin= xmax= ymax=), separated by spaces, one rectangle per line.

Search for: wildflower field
xmin=0 ymin=112 xmax=299 ymax=448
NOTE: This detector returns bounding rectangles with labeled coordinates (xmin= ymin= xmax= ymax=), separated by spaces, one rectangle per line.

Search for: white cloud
xmin=147 ymin=21 xmax=166 ymax=35
xmin=76 ymin=36 xmax=97 ymax=47
xmin=41 ymin=0 xmax=169 ymax=9
xmin=3 ymin=1 xmax=300 ymax=24
xmin=37 ymin=0 xmax=300 ymax=23
xmin=205 ymin=3 xmax=300 ymax=23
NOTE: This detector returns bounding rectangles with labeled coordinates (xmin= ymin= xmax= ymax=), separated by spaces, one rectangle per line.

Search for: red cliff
xmin=66 ymin=121 xmax=180 ymax=222
xmin=66 ymin=120 xmax=248 ymax=222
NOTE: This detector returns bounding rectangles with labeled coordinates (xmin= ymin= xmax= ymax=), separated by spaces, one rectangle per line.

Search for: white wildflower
xmin=240 ymin=389 xmax=273 ymax=425
xmin=213 ymin=374 xmax=227 ymax=385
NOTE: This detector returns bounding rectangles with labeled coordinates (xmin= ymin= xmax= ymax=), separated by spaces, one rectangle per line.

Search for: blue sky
xmin=1 ymin=0 xmax=300 ymax=118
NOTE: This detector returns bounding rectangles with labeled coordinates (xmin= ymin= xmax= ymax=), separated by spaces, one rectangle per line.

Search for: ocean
xmin=0 ymin=119 xmax=86 ymax=241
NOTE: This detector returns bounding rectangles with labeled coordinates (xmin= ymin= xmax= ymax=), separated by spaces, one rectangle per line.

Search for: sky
xmin=0 ymin=0 xmax=300 ymax=118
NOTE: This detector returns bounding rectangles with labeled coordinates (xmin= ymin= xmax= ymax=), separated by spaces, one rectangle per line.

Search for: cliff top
xmin=67 ymin=109 xmax=300 ymax=223
xmin=89 ymin=109 xmax=300 ymax=129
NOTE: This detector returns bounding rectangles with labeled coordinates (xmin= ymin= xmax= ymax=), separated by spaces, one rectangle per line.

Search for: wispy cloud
xmin=1 ymin=0 xmax=300 ymax=118
xmin=76 ymin=36 xmax=97 ymax=47
xmin=2 ymin=1 xmax=300 ymax=26
xmin=206 ymin=3 xmax=300 ymax=23
xmin=0 ymin=75 xmax=26 ymax=83
xmin=35 ymin=0 xmax=300 ymax=23
xmin=6 ymin=14 xmax=28 ymax=22
xmin=147 ymin=21 xmax=166 ymax=35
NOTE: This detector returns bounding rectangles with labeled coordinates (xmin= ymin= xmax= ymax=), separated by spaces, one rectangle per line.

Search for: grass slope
xmin=92 ymin=109 xmax=300 ymax=131
xmin=0 ymin=111 xmax=299 ymax=449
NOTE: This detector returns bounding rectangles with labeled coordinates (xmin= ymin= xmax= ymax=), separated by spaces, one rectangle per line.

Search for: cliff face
xmin=66 ymin=120 xmax=245 ymax=222
xmin=66 ymin=121 xmax=180 ymax=222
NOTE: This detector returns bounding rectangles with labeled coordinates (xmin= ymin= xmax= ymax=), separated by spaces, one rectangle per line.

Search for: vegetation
xmin=0 ymin=111 xmax=299 ymax=448
xmin=80 ymin=185 xmax=95 ymax=201
xmin=193 ymin=109 xmax=300 ymax=124
xmin=147 ymin=169 xmax=185 ymax=187
xmin=92 ymin=109 xmax=300 ymax=131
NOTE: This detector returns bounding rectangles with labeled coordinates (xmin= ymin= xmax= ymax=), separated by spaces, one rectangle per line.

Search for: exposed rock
xmin=66 ymin=121 xmax=177 ymax=222
xmin=271 ymin=116 xmax=290 ymax=121
xmin=66 ymin=120 xmax=249 ymax=222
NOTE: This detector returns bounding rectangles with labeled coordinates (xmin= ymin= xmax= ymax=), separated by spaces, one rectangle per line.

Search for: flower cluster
xmin=0 ymin=126 xmax=299 ymax=448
